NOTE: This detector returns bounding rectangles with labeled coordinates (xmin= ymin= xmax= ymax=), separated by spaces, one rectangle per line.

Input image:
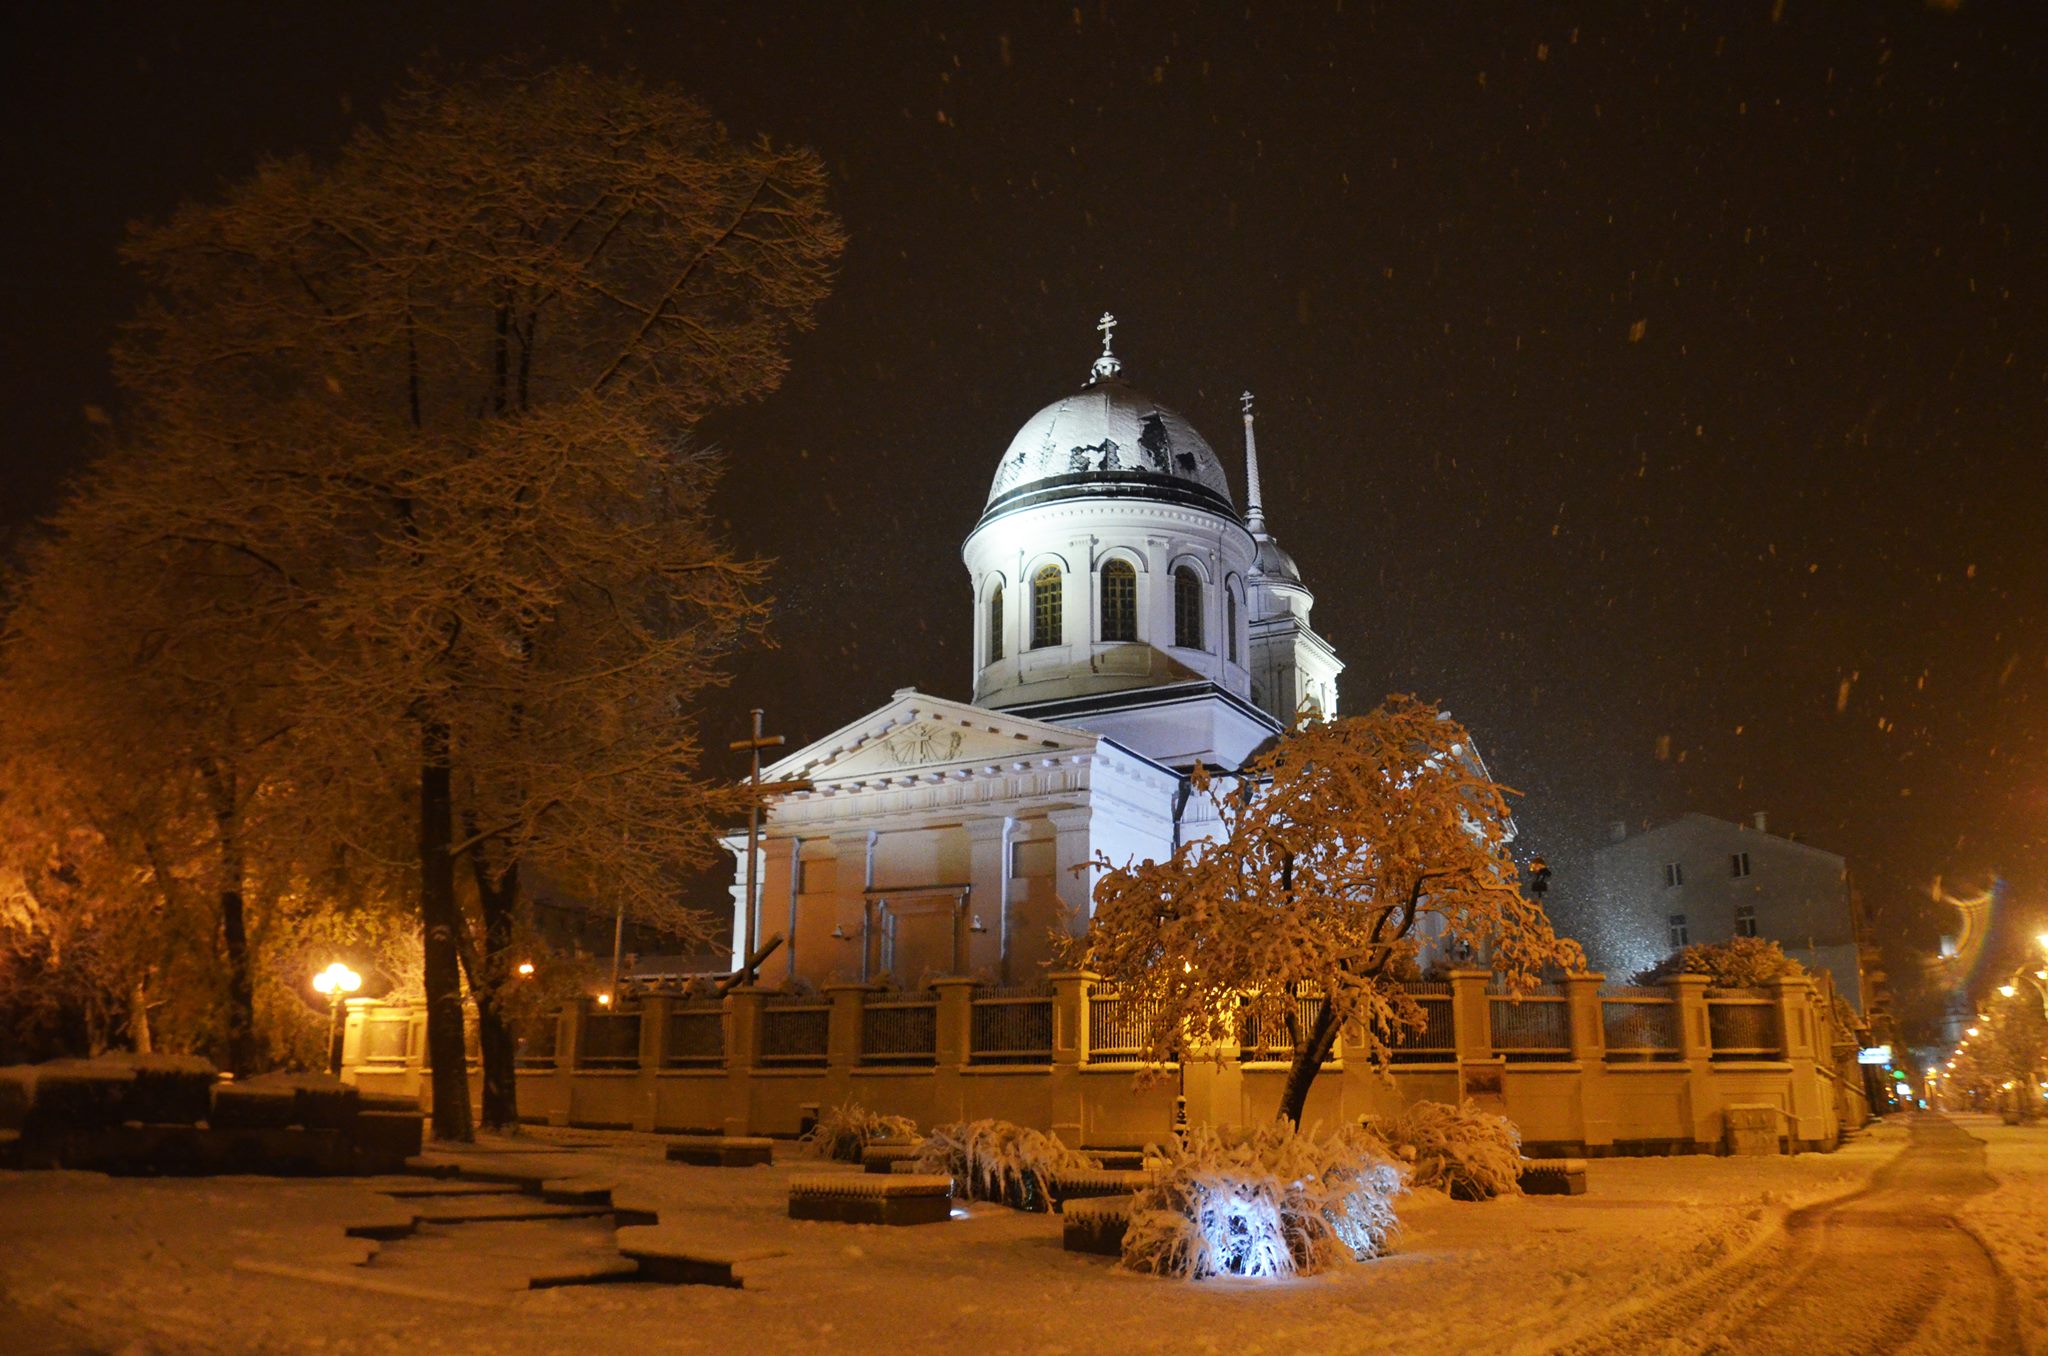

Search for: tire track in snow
xmin=1548 ymin=1114 xmax=2019 ymax=1356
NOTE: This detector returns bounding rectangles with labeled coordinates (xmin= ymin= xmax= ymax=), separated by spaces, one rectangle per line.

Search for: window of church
xmin=1173 ymin=566 xmax=1203 ymax=649
xmin=1225 ymin=584 xmax=1239 ymax=663
xmin=1031 ymin=565 xmax=1062 ymax=648
xmin=987 ymin=584 xmax=1004 ymax=662
xmin=1100 ymin=560 xmax=1137 ymax=642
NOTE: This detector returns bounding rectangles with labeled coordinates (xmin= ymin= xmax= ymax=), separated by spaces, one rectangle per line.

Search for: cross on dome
xmin=1089 ymin=310 xmax=1123 ymax=382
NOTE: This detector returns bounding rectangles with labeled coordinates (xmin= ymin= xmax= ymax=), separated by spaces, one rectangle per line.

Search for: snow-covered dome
xmin=981 ymin=325 xmax=1236 ymax=525
xmin=1252 ymin=534 xmax=1302 ymax=585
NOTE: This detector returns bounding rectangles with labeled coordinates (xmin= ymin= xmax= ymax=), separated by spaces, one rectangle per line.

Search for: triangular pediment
xmin=770 ymin=690 xmax=1099 ymax=787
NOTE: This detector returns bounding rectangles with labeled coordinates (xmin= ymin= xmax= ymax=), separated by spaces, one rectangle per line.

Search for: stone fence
xmin=340 ymin=969 xmax=1869 ymax=1156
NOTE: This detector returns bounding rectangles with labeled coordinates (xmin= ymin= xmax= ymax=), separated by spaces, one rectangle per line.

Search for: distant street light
xmin=311 ymin=962 xmax=362 ymax=1076
xmin=516 ymin=960 xmax=535 ymax=977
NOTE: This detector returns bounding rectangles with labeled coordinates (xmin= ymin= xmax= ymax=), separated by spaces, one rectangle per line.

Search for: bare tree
xmin=1077 ymin=696 xmax=1584 ymax=1126
xmin=113 ymin=64 xmax=842 ymax=1136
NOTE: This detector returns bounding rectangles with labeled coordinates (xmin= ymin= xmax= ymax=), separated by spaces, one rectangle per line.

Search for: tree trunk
xmin=419 ymin=724 xmax=475 ymax=1142
xmin=468 ymin=854 xmax=521 ymax=1130
xmin=130 ymin=980 xmax=153 ymax=1054
xmin=1276 ymin=1000 xmax=1341 ymax=1127
xmin=202 ymin=763 xmax=257 ymax=1076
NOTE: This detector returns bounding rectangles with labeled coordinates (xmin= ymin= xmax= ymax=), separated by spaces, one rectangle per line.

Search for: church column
xmin=1048 ymin=806 xmax=1096 ymax=938
xmin=965 ymin=817 xmax=1015 ymax=982
xmin=761 ymin=836 xmax=800 ymax=981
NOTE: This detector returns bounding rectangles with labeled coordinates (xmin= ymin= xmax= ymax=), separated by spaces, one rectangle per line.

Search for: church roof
xmin=980 ymin=318 xmax=1237 ymax=525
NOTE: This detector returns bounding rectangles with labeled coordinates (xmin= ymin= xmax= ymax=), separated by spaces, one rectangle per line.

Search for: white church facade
xmin=729 ymin=317 xmax=1343 ymax=987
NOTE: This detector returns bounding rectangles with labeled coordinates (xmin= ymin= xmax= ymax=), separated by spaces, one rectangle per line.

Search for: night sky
xmin=4 ymin=2 xmax=2043 ymax=1033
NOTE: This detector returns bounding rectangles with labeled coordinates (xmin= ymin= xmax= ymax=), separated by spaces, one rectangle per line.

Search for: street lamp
xmin=311 ymin=962 xmax=362 ymax=1076
xmin=516 ymin=961 xmax=535 ymax=977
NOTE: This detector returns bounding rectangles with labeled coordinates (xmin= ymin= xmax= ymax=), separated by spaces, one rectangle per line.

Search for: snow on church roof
xmin=982 ymin=314 xmax=1236 ymax=521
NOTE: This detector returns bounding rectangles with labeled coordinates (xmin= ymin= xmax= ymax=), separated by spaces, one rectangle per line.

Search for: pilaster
xmin=964 ymin=817 xmax=1015 ymax=980
xmin=1048 ymin=806 xmax=1095 ymax=938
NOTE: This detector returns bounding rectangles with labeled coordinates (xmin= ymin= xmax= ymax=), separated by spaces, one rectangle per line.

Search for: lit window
xmin=1669 ymin=913 xmax=1690 ymax=948
xmin=987 ymin=584 xmax=1004 ymax=662
xmin=1226 ymin=584 xmax=1239 ymax=664
xmin=1663 ymin=862 xmax=1684 ymax=889
xmin=1730 ymin=851 xmax=1751 ymax=879
xmin=1031 ymin=565 xmax=1062 ymax=649
xmin=1173 ymin=566 xmax=1203 ymax=649
xmin=1735 ymin=905 xmax=1758 ymax=938
xmin=1101 ymin=560 xmax=1137 ymax=642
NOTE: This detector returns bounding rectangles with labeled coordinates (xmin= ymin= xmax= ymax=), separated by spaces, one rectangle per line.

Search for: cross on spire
xmin=1089 ymin=310 xmax=1123 ymax=382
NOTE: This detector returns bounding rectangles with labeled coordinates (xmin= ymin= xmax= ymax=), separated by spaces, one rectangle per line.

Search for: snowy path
xmin=1 ymin=1120 xmax=1992 ymax=1356
xmin=1553 ymin=1114 xmax=2019 ymax=1356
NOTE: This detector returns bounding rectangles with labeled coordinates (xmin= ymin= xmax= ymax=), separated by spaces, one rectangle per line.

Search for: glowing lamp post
xmin=312 ymin=962 xmax=362 ymax=1075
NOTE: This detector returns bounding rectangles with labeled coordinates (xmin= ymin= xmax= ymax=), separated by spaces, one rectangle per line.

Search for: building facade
xmin=727 ymin=318 xmax=1342 ymax=986
xmin=1588 ymin=813 xmax=1864 ymax=1010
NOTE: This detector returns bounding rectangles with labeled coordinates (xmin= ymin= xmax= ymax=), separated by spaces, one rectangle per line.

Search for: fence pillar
xmin=635 ymin=996 xmax=670 ymax=1133
xmin=544 ymin=1005 xmax=575 ymax=1126
xmin=1565 ymin=973 xmax=1613 ymax=1152
xmin=722 ymin=987 xmax=766 ymax=1137
xmin=1664 ymin=974 xmax=1717 ymax=1150
xmin=338 ymin=1000 xmax=368 ymax=1081
xmin=822 ymin=982 xmax=868 ymax=1114
xmin=932 ymin=977 xmax=976 ymax=1123
xmin=1773 ymin=976 xmax=1833 ymax=1149
xmin=1048 ymin=970 xmax=1094 ymax=1146
xmin=1448 ymin=969 xmax=1505 ymax=1110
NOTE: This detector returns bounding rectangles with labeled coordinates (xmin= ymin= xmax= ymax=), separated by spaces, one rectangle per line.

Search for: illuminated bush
xmin=1121 ymin=1121 xmax=1408 ymax=1280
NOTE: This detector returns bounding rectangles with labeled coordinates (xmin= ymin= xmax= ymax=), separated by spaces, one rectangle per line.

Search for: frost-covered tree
xmin=93 ymin=64 xmax=841 ymax=1137
xmin=0 ymin=436 xmax=330 ymax=1072
xmin=1078 ymin=695 xmax=1583 ymax=1126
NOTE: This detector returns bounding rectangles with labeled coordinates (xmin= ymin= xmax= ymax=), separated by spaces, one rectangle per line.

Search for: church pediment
xmin=771 ymin=690 xmax=1098 ymax=787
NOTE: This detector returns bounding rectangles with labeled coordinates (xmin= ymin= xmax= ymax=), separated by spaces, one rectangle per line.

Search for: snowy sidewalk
xmin=1951 ymin=1112 xmax=2048 ymax=1355
xmin=0 ymin=1122 xmax=1910 ymax=1356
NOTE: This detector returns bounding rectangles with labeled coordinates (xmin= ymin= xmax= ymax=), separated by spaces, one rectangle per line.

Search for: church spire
xmin=1241 ymin=389 xmax=1266 ymax=534
xmin=1089 ymin=311 xmax=1122 ymax=383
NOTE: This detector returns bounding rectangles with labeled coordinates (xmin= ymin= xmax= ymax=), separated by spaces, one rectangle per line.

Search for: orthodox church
xmin=730 ymin=317 xmax=1343 ymax=986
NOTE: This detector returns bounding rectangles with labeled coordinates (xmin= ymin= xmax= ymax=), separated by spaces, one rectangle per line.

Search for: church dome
xmin=981 ymin=327 xmax=1236 ymax=524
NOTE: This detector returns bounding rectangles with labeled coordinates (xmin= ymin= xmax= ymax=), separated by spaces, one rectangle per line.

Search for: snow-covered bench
xmin=787 ymin=1172 xmax=954 ymax=1225
xmin=1517 ymin=1157 xmax=1588 ymax=1195
xmin=1061 ymin=1194 xmax=1133 ymax=1256
xmin=861 ymin=1141 xmax=923 ymax=1174
xmin=666 ymin=1134 xmax=775 ymax=1168
xmin=614 ymin=1225 xmax=787 ymax=1286
xmin=1049 ymin=1167 xmax=1155 ymax=1210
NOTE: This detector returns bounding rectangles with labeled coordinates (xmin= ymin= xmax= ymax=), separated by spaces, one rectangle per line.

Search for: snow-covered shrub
xmin=914 ymin=1118 xmax=1095 ymax=1211
xmin=1121 ymin=1120 xmax=1408 ymax=1280
xmin=1633 ymin=936 xmax=1804 ymax=990
xmin=801 ymin=1101 xmax=918 ymax=1163
xmin=1381 ymin=1099 xmax=1522 ymax=1200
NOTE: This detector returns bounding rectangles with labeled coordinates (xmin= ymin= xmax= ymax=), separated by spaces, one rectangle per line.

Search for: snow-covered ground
xmin=1952 ymin=1112 xmax=2048 ymax=1354
xmin=0 ymin=1122 xmax=1912 ymax=1356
